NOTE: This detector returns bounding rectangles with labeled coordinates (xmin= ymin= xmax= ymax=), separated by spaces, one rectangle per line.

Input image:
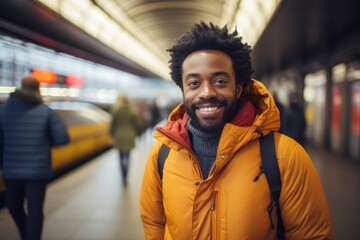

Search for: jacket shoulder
xmin=272 ymin=132 xmax=314 ymax=181
xmin=273 ymin=133 xmax=334 ymax=238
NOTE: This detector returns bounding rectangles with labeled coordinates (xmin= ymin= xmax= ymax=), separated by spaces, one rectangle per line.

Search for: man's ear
xmin=236 ymin=83 xmax=243 ymax=99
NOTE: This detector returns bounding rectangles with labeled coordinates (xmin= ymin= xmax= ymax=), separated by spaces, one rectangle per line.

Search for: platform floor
xmin=0 ymin=130 xmax=359 ymax=240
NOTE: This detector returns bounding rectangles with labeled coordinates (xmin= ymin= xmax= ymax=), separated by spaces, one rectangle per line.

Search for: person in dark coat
xmin=149 ymin=99 xmax=162 ymax=128
xmin=283 ymin=92 xmax=307 ymax=146
xmin=273 ymin=92 xmax=286 ymax=133
xmin=0 ymin=75 xmax=70 ymax=240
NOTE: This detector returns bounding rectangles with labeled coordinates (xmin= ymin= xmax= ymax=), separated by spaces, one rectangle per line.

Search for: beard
xmin=184 ymin=96 xmax=240 ymax=133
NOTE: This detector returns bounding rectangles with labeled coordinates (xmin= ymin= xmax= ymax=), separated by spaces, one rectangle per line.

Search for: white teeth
xmin=199 ymin=107 xmax=218 ymax=112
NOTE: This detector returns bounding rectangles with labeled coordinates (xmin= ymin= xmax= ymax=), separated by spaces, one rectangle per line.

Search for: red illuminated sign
xmin=331 ymin=85 xmax=342 ymax=131
xmin=66 ymin=75 xmax=84 ymax=87
xmin=351 ymin=82 xmax=360 ymax=135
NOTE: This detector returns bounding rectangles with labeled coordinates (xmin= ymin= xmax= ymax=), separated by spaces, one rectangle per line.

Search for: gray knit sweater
xmin=187 ymin=120 xmax=222 ymax=179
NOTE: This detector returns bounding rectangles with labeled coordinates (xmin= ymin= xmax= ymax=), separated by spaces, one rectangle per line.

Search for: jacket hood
xmin=155 ymin=79 xmax=280 ymax=151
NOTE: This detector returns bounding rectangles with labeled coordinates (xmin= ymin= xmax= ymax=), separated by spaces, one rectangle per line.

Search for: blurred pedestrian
xmin=149 ymin=99 xmax=161 ymax=128
xmin=0 ymin=75 xmax=70 ymax=240
xmin=283 ymin=92 xmax=307 ymax=146
xmin=273 ymin=92 xmax=286 ymax=133
xmin=109 ymin=94 xmax=140 ymax=187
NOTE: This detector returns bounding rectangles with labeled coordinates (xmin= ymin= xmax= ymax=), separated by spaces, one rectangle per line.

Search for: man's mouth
xmin=197 ymin=106 xmax=220 ymax=112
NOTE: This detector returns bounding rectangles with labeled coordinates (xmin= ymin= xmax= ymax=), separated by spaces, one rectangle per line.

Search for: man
xmin=0 ymin=75 xmax=70 ymax=240
xmin=140 ymin=22 xmax=333 ymax=239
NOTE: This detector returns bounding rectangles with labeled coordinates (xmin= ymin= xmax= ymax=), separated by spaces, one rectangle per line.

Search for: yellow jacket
xmin=140 ymin=80 xmax=334 ymax=239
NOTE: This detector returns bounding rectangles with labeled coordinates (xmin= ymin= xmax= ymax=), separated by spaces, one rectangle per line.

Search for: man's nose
xmin=199 ymin=82 xmax=216 ymax=99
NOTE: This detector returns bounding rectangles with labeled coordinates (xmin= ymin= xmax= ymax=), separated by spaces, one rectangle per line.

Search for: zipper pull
xmin=211 ymin=191 xmax=217 ymax=211
xmin=253 ymin=166 xmax=264 ymax=182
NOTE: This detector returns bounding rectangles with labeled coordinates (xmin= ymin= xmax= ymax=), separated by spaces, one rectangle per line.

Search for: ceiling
xmin=0 ymin=0 xmax=359 ymax=80
xmin=116 ymin=0 xmax=224 ymax=57
xmin=253 ymin=0 xmax=360 ymax=77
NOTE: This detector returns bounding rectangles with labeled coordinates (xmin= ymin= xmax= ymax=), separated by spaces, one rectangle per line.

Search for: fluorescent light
xmin=228 ymin=0 xmax=281 ymax=46
xmin=0 ymin=86 xmax=16 ymax=94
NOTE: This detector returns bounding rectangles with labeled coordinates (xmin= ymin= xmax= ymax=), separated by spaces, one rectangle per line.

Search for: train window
xmin=57 ymin=110 xmax=97 ymax=126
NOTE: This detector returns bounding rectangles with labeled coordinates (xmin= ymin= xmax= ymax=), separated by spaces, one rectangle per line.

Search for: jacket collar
xmin=10 ymin=89 xmax=42 ymax=104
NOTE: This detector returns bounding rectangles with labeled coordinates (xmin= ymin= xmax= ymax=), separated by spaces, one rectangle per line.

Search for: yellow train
xmin=0 ymin=101 xmax=112 ymax=200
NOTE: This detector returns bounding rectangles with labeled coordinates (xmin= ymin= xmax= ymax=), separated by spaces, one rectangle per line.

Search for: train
xmin=0 ymin=101 xmax=112 ymax=206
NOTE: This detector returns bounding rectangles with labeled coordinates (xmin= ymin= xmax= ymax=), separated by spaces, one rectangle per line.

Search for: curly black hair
xmin=167 ymin=21 xmax=254 ymax=89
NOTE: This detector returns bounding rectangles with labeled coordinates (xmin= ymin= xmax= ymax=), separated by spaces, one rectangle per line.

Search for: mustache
xmin=191 ymin=98 xmax=227 ymax=109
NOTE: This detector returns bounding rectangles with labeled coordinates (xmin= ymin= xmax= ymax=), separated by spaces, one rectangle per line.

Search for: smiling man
xmin=140 ymin=22 xmax=333 ymax=239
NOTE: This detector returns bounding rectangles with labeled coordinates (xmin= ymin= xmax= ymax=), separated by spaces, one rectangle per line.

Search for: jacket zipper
xmin=211 ymin=191 xmax=218 ymax=239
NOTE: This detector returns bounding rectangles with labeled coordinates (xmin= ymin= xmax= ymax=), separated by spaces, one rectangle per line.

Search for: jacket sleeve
xmin=48 ymin=109 xmax=70 ymax=147
xmin=140 ymin=141 xmax=166 ymax=240
xmin=278 ymin=135 xmax=334 ymax=239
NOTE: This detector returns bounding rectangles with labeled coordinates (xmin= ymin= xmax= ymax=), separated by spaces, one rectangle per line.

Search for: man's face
xmin=181 ymin=50 xmax=242 ymax=132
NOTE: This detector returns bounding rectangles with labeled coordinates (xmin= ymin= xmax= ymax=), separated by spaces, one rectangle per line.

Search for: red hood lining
xmin=159 ymin=99 xmax=256 ymax=149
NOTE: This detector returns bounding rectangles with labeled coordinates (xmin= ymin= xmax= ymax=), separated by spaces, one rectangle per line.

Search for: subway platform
xmin=0 ymin=130 xmax=359 ymax=240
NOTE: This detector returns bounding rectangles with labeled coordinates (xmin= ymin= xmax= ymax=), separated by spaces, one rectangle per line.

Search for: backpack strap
xmin=157 ymin=144 xmax=170 ymax=180
xmin=260 ymin=132 xmax=285 ymax=240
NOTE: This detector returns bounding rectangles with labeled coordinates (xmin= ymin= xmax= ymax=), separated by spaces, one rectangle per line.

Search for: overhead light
xmin=223 ymin=0 xmax=281 ymax=47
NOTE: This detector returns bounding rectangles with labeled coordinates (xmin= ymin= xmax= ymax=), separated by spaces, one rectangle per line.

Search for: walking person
xmin=139 ymin=22 xmax=333 ymax=239
xmin=273 ymin=92 xmax=286 ymax=133
xmin=109 ymin=94 xmax=140 ymax=187
xmin=0 ymin=75 xmax=70 ymax=240
xmin=283 ymin=92 xmax=307 ymax=146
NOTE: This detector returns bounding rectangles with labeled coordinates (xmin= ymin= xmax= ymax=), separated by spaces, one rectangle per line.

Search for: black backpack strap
xmin=260 ymin=132 xmax=285 ymax=240
xmin=157 ymin=144 xmax=170 ymax=180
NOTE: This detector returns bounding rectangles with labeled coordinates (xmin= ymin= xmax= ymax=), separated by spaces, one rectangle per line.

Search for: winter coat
xmin=140 ymin=79 xmax=333 ymax=240
xmin=0 ymin=90 xmax=70 ymax=180
xmin=109 ymin=103 xmax=139 ymax=151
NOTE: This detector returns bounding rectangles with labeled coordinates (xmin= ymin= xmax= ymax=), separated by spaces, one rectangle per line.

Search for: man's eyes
xmin=186 ymin=78 xmax=228 ymax=88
